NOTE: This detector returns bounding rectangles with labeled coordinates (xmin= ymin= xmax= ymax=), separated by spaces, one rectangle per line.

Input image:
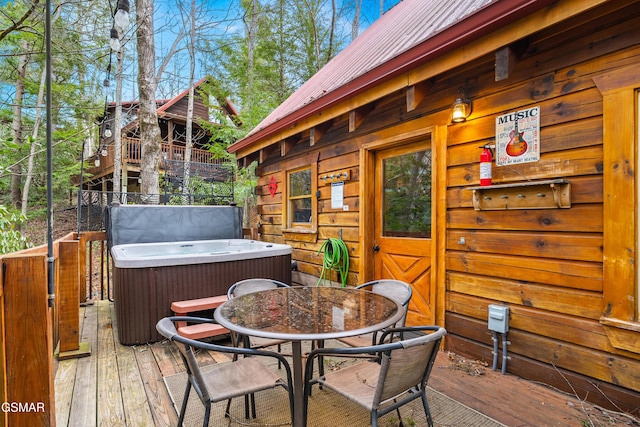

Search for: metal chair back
xmin=356 ymin=279 xmax=413 ymax=328
xmin=156 ymin=316 xmax=294 ymax=425
xmin=304 ymin=325 xmax=446 ymax=427
xmin=227 ymin=278 xmax=290 ymax=298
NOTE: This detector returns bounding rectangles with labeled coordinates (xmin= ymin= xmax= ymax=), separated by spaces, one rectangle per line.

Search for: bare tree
xmin=21 ymin=58 xmax=45 ymax=217
xmin=10 ymin=41 xmax=28 ymax=212
xmin=352 ymin=0 xmax=361 ymax=40
xmin=182 ymin=0 xmax=196 ymax=197
xmin=136 ymin=0 xmax=162 ymax=199
xmin=246 ymin=0 xmax=258 ymax=89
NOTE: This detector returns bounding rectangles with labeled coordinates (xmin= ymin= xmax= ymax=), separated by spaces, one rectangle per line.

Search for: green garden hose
xmin=317 ymin=237 xmax=350 ymax=287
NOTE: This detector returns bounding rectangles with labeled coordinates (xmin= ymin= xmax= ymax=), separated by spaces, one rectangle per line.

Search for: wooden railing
xmin=0 ymin=225 xmax=259 ymax=426
xmin=0 ymin=231 xmax=108 ymax=427
xmin=126 ymin=137 xmax=222 ymax=165
xmin=87 ymin=138 xmax=223 ymax=177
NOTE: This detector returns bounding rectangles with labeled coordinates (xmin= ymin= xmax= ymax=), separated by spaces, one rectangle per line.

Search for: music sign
xmin=495 ymin=106 xmax=540 ymax=166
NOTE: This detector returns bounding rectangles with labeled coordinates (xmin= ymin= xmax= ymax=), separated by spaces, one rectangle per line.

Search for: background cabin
xmin=85 ymin=77 xmax=237 ymax=196
xmin=228 ymin=0 xmax=640 ymax=413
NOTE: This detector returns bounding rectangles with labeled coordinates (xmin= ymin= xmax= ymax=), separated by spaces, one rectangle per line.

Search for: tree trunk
xmin=246 ymin=0 xmax=257 ymax=89
xmin=21 ymin=62 xmax=46 ymax=217
xmin=114 ymin=47 xmax=124 ymax=195
xmin=137 ymin=0 xmax=161 ymax=201
xmin=183 ymin=0 xmax=196 ymax=199
xmin=352 ymin=0 xmax=361 ymax=41
xmin=11 ymin=41 xmax=29 ymax=212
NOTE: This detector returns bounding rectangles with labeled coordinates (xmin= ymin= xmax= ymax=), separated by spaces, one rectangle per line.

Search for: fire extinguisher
xmin=479 ymin=145 xmax=494 ymax=186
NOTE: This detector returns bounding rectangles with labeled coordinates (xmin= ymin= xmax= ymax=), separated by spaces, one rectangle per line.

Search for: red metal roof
xmin=228 ymin=0 xmax=555 ymax=155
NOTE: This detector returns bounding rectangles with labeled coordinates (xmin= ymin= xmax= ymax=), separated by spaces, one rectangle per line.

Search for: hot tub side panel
xmin=114 ymin=254 xmax=292 ymax=345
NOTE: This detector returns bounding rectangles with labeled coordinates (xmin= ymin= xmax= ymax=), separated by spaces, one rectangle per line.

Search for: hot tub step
xmin=177 ymin=323 xmax=229 ymax=340
xmin=171 ymin=295 xmax=228 ymax=316
xmin=171 ymin=295 xmax=230 ymax=340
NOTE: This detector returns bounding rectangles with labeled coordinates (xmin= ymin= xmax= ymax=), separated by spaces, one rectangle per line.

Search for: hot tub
xmin=111 ymin=239 xmax=292 ymax=345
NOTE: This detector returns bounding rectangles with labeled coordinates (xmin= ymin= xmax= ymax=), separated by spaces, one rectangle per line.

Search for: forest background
xmin=0 ymin=0 xmax=400 ymax=253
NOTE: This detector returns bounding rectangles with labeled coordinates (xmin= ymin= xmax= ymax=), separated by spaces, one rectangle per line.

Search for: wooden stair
xmin=170 ymin=295 xmax=229 ymax=339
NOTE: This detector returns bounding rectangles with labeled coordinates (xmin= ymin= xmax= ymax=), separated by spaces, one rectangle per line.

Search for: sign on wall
xmin=496 ymin=106 xmax=540 ymax=166
xmin=331 ymin=181 xmax=344 ymax=209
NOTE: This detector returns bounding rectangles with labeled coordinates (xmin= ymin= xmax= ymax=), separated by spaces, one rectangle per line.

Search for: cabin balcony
xmin=1 ymin=231 xmax=636 ymax=426
xmin=84 ymin=137 xmax=222 ymax=185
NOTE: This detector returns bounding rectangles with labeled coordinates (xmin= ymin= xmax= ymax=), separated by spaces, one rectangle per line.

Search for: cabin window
xmin=382 ymin=149 xmax=432 ymax=238
xmin=284 ymin=164 xmax=317 ymax=231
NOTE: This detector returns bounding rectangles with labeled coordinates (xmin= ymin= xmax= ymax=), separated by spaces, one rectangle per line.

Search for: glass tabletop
xmin=214 ymin=286 xmax=403 ymax=341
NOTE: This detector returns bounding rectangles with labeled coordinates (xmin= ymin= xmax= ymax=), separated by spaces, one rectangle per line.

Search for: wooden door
xmin=374 ymin=140 xmax=433 ymax=325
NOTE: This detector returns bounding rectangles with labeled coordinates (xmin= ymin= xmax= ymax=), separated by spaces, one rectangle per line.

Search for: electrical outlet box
xmin=488 ymin=304 xmax=509 ymax=333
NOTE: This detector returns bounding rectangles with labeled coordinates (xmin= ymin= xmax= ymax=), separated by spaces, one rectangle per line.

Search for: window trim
xmin=282 ymin=161 xmax=318 ymax=237
xmin=593 ymin=65 xmax=640 ymax=353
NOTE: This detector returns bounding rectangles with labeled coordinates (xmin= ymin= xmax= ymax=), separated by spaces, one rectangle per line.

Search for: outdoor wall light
xmin=450 ymin=87 xmax=472 ymax=123
xmin=113 ymin=0 xmax=130 ymax=32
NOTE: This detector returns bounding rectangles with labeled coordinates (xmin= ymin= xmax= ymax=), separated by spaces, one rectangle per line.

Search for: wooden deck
xmin=54 ymin=300 xmax=638 ymax=426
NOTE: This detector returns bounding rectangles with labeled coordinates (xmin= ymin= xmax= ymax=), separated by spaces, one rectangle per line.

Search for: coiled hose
xmin=317 ymin=238 xmax=350 ymax=287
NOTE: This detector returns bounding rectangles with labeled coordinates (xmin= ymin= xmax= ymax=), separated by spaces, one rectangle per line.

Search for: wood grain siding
xmin=441 ymin=2 xmax=640 ymax=409
xmin=247 ymin=0 xmax=640 ymax=411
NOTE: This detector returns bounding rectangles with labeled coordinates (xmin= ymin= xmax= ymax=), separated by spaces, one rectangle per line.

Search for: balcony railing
xmin=87 ymin=137 xmax=223 ymax=176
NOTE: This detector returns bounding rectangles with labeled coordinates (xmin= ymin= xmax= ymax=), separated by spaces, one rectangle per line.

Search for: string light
xmin=113 ymin=0 xmax=130 ymax=31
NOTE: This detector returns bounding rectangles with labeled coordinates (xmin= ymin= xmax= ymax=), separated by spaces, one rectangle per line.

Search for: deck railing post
xmin=2 ymin=254 xmax=55 ymax=426
xmin=57 ymin=237 xmax=92 ymax=359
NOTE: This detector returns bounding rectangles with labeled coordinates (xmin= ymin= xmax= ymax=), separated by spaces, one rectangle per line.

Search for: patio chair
xmin=314 ymin=280 xmax=413 ymax=379
xmin=303 ymin=325 xmax=446 ymax=427
xmin=341 ymin=280 xmax=413 ymax=346
xmin=227 ymin=278 xmax=291 ymax=354
xmin=156 ymin=316 xmax=294 ymax=426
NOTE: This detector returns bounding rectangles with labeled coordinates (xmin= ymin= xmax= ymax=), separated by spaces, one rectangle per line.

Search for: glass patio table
xmin=214 ymin=285 xmax=404 ymax=427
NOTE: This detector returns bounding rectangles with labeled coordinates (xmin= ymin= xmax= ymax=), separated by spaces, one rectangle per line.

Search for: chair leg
xmin=371 ymin=409 xmax=379 ymax=427
xmin=395 ymin=402 xmax=404 ymax=427
xmin=224 ymin=398 xmax=232 ymax=417
xmin=223 ymin=395 xmax=254 ymax=419
xmin=421 ymin=390 xmax=434 ymax=427
xmin=251 ymin=392 xmax=257 ymax=418
xmin=317 ymin=340 xmax=324 ymax=386
xmin=178 ymin=381 xmax=191 ymax=426
xmin=277 ymin=343 xmax=282 ymax=369
xmin=244 ymin=394 xmax=250 ymax=419
xmin=202 ymin=402 xmax=212 ymax=427
xmin=308 ymin=340 xmax=324 ymax=396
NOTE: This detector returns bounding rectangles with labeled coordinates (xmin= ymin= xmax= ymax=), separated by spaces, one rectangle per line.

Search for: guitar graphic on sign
xmin=506 ymin=118 xmax=528 ymax=157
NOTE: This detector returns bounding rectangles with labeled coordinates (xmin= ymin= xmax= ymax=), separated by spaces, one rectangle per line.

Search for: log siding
xmin=242 ymin=0 xmax=640 ymax=412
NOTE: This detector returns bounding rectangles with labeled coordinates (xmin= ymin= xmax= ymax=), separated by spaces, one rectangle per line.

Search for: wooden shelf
xmin=468 ymin=179 xmax=571 ymax=211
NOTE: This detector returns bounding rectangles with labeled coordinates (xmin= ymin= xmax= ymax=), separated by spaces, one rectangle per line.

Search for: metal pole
xmin=77 ymin=140 xmax=85 ymax=235
xmin=45 ymin=0 xmax=55 ymax=307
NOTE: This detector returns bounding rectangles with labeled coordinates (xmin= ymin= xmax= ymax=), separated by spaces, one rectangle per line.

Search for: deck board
xmin=70 ymin=304 xmax=98 ymax=426
xmin=111 ymin=303 xmax=156 ymax=426
xmin=53 ymin=300 xmax=637 ymax=427
xmin=96 ymin=301 xmax=126 ymax=426
xmin=53 ymin=353 xmax=76 ymax=426
xmin=135 ymin=342 xmax=178 ymax=427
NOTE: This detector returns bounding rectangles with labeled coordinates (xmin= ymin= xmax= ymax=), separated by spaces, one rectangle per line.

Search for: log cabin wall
xmin=248 ymin=0 xmax=640 ymax=411
xmin=442 ymin=3 xmax=640 ymax=412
